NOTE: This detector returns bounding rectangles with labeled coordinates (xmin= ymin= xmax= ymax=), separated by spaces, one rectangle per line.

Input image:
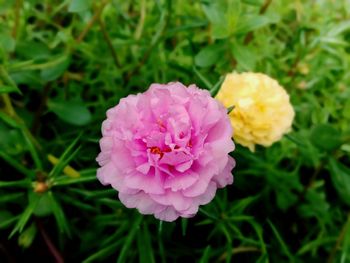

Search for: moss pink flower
xmin=96 ymin=82 xmax=235 ymax=221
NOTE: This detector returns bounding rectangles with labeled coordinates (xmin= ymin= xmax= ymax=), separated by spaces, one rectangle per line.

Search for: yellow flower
xmin=216 ymin=72 xmax=295 ymax=151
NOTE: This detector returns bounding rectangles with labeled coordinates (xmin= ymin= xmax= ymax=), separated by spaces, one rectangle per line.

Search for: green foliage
xmin=0 ymin=0 xmax=350 ymax=262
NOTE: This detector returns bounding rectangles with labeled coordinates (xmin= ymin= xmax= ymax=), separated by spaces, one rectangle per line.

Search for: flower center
xmin=148 ymin=145 xmax=179 ymax=160
xmin=150 ymin=146 xmax=162 ymax=155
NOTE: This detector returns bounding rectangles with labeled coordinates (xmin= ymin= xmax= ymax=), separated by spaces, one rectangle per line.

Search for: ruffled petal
xmin=163 ymin=170 xmax=199 ymax=191
xmin=154 ymin=206 xmax=180 ymax=222
xmin=150 ymin=190 xmax=192 ymax=211
xmin=213 ymin=156 xmax=235 ymax=188
xmin=119 ymin=191 xmax=166 ymax=215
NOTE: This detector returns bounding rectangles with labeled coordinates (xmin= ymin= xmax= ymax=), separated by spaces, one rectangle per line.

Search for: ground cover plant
xmin=1 ymin=0 xmax=350 ymax=262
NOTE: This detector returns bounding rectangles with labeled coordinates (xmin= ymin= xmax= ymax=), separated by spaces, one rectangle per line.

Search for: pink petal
xmin=213 ymin=156 xmax=235 ymax=188
xmin=150 ymin=190 xmax=192 ymax=211
xmin=154 ymin=206 xmax=180 ymax=222
xmin=119 ymin=191 xmax=166 ymax=214
xmin=125 ymin=173 xmax=165 ymax=194
xmin=136 ymin=162 xmax=150 ymax=174
xmin=195 ymin=181 xmax=217 ymax=205
xmin=182 ymin=167 xmax=214 ymax=197
xmin=163 ymin=170 xmax=199 ymax=191
xmin=175 ymin=160 xmax=193 ymax=172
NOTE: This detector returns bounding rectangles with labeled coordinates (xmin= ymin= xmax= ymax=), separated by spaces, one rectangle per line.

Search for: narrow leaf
xmin=117 ymin=214 xmax=142 ymax=263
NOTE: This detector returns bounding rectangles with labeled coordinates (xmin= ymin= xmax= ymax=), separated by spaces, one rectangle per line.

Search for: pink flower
xmin=96 ymin=82 xmax=235 ymax=221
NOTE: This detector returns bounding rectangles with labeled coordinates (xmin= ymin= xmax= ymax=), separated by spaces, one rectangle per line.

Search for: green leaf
xmin=201 ymin=0 xmax=241 ymax=39
xmin=21 ymin=128 xmax=43 ymax=170
xmin=16 ymin=41 xmax=50 ymax=60
xmin=250 ymin=221 xmax=267 ymax=254
xmin=231 ymin=42 xmax=256 ymax=70
xmin=0 ymin=65 xmax=21 ymax=94
xmin=195 ymin=43 xmax=225 ymax=67
xmin=10 ymin=71 xmax=42 ymax=87
xmin=53 ymin=175 xmax=96 ymax=186
xmin=137 ymin=224 xmax=155 ymax=263
xmin=209 ymin=75 xmax=225 ymax=97
xmin=48 ymin=133 xmax=82 ymax=178
xmin=267 ymin=220 xmax=294 ymax=262
xmin=298 ymin=188 xmax=330 ymax=221
xmin=47 ymin=192 xmax=71 ymax=236
xmin=343 ymin=99 xmax=350 ymax=119
xmin=18 ymin=223 xmax=37 ymax=248
xmin=236 ymin=14 xmax=280 ymax=35
xmin=292 ymin=130 xmax=322 ymax=167
xmin=0 ymin=85 xmax=20 ymax=94
xmin=328 ymin=158 xmax=350 ymax=206
xmin=29 ymin=192 xmax=53 ymax=217
xmin=84 ymin=240 xmax=124 ymax=262
xmin=310 ymin=124 xmax=342 ymax=151
xmin=199 ymin=246 xmax=211 ymax=263
xmin=0 ymin=179 xmax=31 ymax=188
xmin=0 ymin=0 xmax=15 ymax=15
xmin=40 ymin=55 xmax=70 ymax=82
xmin=10 ymin=194 xmax=40 ymax=238
xmin=59 ymin=194 xmax=97 ymax=212
xmin=0 ymin=32 xmax=15 ymax=52
xmin=117 ymin=214 xmax=142 ymax=263
xmin=0 ymin=111 xmax=21 ymax=128
xmin=232 ymin=195 xmax=259 ymax=213
xmin=242 ymin=0 xmax=263 ymax=5
xmin=192 ymin=66 xmax=213 ymax=89
xmin=0 ymin=211 xmax=14 ymax=228
xmin=68 ymin=0 xmax=92 ymax=13
xmin=341 ymin=214 xmax=350 ymax=263
xmin=48 ymin=100 xmax=92 ymax=126
xmin=297 ymin=237 xmax=336 ymax=255
xmin=0 ymin=213 xmax=18 ymax=229
xmin=0 ymin=192 xmax=24 ymax=203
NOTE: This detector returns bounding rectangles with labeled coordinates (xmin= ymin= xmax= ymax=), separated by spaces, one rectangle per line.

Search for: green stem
xmin=98 ymin=18 xmax=121 ymax=69
xmin=327 ymin=212 xmax=350 ymax=263
xmin=75 ymin=0 xmax=110 ymax=44
xmin=12 ymin=0 xmax=22 ymax=39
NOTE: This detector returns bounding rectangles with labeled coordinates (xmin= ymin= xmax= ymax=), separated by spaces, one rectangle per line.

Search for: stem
xmin=134 ymin=0 xmax=146 ymax=40
xmin=244 ymin=0 xmax=273 ymax=45
xmin=125 ymin=4 xmax=169 ymax=82
xmin=260 ymin=0 xmax=273 ymax=14
xmin=12 ymin=0 xmax=22 ymax=38
xmin=327 ymin=212 xmax=350 ymax=263
xmin=76 ymin=0 xmax=109 ymax=44
xmin=36 ymin=219 xmax=64 ymax=263
xmin=98 ymin=18 xmax=121 ymax=68
xmin=1 ymin=94 xmax=16 ymax=117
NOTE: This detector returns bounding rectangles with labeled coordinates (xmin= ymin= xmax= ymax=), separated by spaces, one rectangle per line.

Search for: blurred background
xmin=1 ymin=0 xmax=350 ymax=262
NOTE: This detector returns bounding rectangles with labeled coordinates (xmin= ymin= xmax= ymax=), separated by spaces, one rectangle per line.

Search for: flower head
xmin=216 ymin=72 xmax=295 ymax=151
xmin=96 ymin=82 xmax=235 ymax=221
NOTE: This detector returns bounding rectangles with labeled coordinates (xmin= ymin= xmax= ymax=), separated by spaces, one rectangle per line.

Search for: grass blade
xmin=9 ymin=194 xmax=39 ymax=238
xmin=48 ymin=133 xmax=82 ymax=178
xmin=47 ymin=192 xmax=71 ymax=236
xmin=117 ymin=214 xmax=142 ymax=263
xmin=267 ymin=220 xmax=294 ymax=262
